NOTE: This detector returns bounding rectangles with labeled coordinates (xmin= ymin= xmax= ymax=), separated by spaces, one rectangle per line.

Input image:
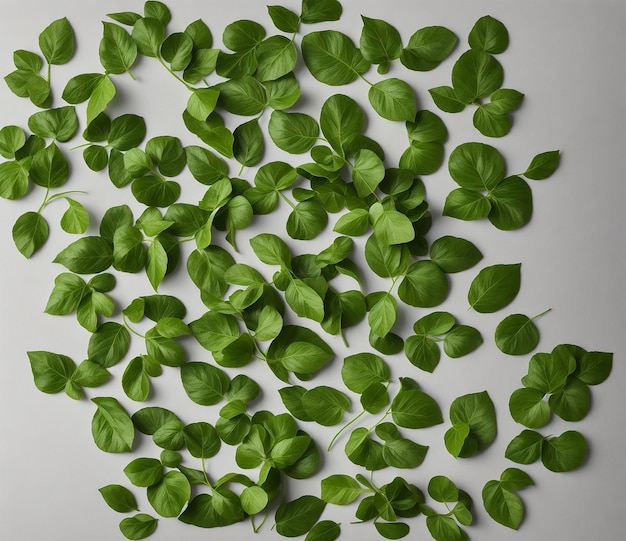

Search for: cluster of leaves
xmin=506 ymin=344 xmax=612 ymax=473
xmin=0 ymin=2 xmax=615 ymax=541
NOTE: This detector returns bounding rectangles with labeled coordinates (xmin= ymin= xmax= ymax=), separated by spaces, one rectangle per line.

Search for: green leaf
xmin=45 ymin=272 xmax=88 ymax=314
xmin=124 ymin=457 xmax=163 ymax=487
xmin=577 ymin=351 xmax=613 ymax=385
xmin=352 ymin=149 xmax=385 ymax=196
xmin=91 ymin=396 xmax=135 ymax=453
xmin=268 ymin=111 xmax=319 ymax=154
xmin=180 ymin=362 xmax=230 ymax=405
xmin=487 ymin=175 xmax=533 ymax=230
xmin=373 ymin=209 xmax=415 ymax=245
xmin=428 ymin=475 xmax=458 ymax=503
xmin=233 ymin=118 xmax=264 ymax=167
xmin=368 ymin=78 xmax=417 ymax=122
xmin=443 ymin=188 xmax=491 ymax=221
xmin=468 ymin=16 xmax=509 ymax=54
xmin=321 ymin=474 xmax=362 ymax=505
xmin=28 ymin=107 xmax=78 ymax=142
xmin=522 ymin=351 xmax=574 ymax=394
xmin=448 ymin=391 xmax=497 ymax=457
xmin=250 ymin=233 xmax=291 ymax=267
xmin=119 ymin=513 xmax=158 ymax=540
xmin=268 ymin=326 xmax=333 ymax=376
xmin=368 ymin=292 xmax=397 ymax=337
xmin=505 ymin=430 xmax=544 ymax=464
xmin=54 ymin=236 xmax=114 ymax=274
xmin=183 ymin=422 xmax=221 ymax=459
xmin=285 ymin=278 xmax=325 ymax=322
xmin=398 ymin=261 xmax=448 ymax=308
xmin=383 ymin=437 xmax=429 ymax=469
xmin=364 ymin=235 xmax=410 ymax=278
xmin=271 ymin=435 xmax=311 ymax=468
xmin=305 ymin=520 xmax=341 ymax=541
xmin=147 ymin=471 xmax=191 ymax=518
xmin=548 ymin=378 xmax=591 ymax=422
xmin=186 ymin=145 xmax=229 ymax=185
xmin=430 ymin=235 xmax=482 ymax=273
xmin=444 ymin=423 xmax=471 ymax=458
xmin=268 ymin=5 xmax=300 ymax=33
xmin=256 ymin=36 xmax=297 ymax=81
xmin=88 ymin=322 xmax=131 ymax=368
xmin=275 ymin=495 xmax=326 ymax=537
xmin=146 ymin=240 xmax=168 ymax=291
xmin=320 ymin=94 xmax=364 ymax=156
xmin=482 ymin=479 xmax=524 ymax=530
xmin=287 ymin=201 xmax=328 ymax=240
xmin=302 ymin=386 xmax=351 ymax=426
xmin=391 ymin=389 xmax=443 ymax=429
xmin=122 ymin=357 xmax=150 ymax=401
xmin=468 ymin=263 xmax=521 ymax=313
xmin=523 ymin=150 xmax=560 ymax=180
xmin=443 ymin=325 xmax=483 ymax=358
xmin=473 ymin=104 xmax=511 ymax=138
xmin=341 ymin=353 xmax=390 ymax=393
xmin=28 ymin=350 xmax=75 ymax=393
xmin=360 ymin=16 xmax=402 ymax=67
xmin=301 ymin=30 xmax=369 ymax=86
xmin=404 ymin=335 xmax=440 ymax=372
xmin=39 ymin=17 xmax=75 ymax=64
xmin=451 ymin=49 xmax=503 ymax=104
xmin=12 ymin=50 xmax=43 ymax=72
xmin=108 ymin=114 xmax=146 ymax=151
xmin=99 ymin=484 xmax=139 ymax=513
xmin=542 ymin=431 xmax=587 ymax=472
xmin=509 ymin=388 xmax=550 ymax=428
xmin=448 ymin=142 xmax=505 ymax=192
xmin=301 ymin=0 xmax=342 ymax=24
xmin=84 ymin=145 xmax=109 ymax=171
xmin=374 ymin=522 xmax=410 ymax=540
xmin=0 ymin=125 xmax=26 ymax=159
xmin=401 ymin=26 xmax=458 ymax=71
xmin=0 ymin=161 xmax=29 ymax=200
xmin=131 ymin=17 xmax=165 ymax=57
xmin=60 ymin=198 xmax=89 ymax=234
xmin=131 ymin=175 xmax=180 ymax=207
xmin=30 ymin=143 xmax=69 ymax=188
xmin=429 ymin=85 xmax=466 ymax=113
xmin=100 ymin=22 xmax=137 ymax=75
xmin=186 ymin=88 xmax=220 ymax=121
xmin=12 ymin=211 xmax=49 ymax=258
xmin=161 ymin=32 xmax=193 ymax=71
xmin=217 ymin=76 xmax=267 ymax=116
xmin=495 ymin=314 xmax=540 ymax=355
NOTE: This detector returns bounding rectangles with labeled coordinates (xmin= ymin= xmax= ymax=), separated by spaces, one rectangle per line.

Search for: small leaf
xmin=523 ymin=150 xmax=560 ymax=180
xmin=468 ymin=263 xmax=521 ymax=313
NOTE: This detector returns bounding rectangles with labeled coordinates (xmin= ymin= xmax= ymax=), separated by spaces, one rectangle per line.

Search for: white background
xmin=0 ymin=1 xmax=625 ymax=540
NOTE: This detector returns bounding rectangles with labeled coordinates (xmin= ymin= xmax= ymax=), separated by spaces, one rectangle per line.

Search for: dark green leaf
xmin=91 ymin=396 xmax=135 ymax=453
xmin=401 ymin=26 xmax=457 ymax=71
xmin=468 ymin=263 xmax=521 ymax=313
xmin=468 ymin=16 xmax=509 ymax=54
xmin=12 ymin=211 xmax=49 ymax=258
xmin=39 ymin=17 xmax=75 ymax=64
xmin=99 ymin=484 xmax=139 ymax=513
xmin=542 ymin=431 xmax=587 ymax=472
xmin=275 ymin=495 xmax=326 ymax=537
xmin=119 ymin=513 xmax=158 ymax=540
xmin=368 ymin=78 xmax=417 ymax=122
xmin=54 ymin=236 xmax=114 ymax=274
xmin=301 ymin=30 xmax=369 ymax=86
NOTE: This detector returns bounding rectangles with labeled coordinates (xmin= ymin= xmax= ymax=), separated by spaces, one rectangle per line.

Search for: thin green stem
xmin=36 ymin=187 xmax=50 ymax=214
xmin=157 ymin=56 xmax=194 ymax=91
xmin=126 ymin=68 xmax=137 ymax=81
xmin=369 ymin=406 xmax=392 ymax=432
xmin=278 ymin=190 xmax=297 ymax=211
xmin=45 ymin=190 xmax=88 ymax=204
xmin=68 ymin=142 xmax=92 ymax=151
xmin=531 ymin=308 xmax=552 ymax=320
xmin=122 ymin=314 xmax=146 ymax=339
xmin=359 ymin=73 xmax=374 ymax=86
xmin=201 ymin=457 xmax=213 ymax=488
xmin=328 ymin=409 xmax=367 ymax=451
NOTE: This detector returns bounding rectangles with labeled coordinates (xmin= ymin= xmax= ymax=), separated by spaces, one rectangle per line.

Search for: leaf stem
xmin=531 ymin=308 xmax=552 ymax=320
xmin=157 ymin=56 xmax=194 ymax=91
xmin=278 ymin=190 xmax=297 ymax=211
xmin=328 ymin=409 xmax=367 ymax=451
xmin=122 ymin=314 xmax=146 ymax=339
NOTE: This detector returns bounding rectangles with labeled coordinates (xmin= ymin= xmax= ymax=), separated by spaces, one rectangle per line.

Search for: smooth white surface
xmin=0 ymin=1 xmax=624 ymax=540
